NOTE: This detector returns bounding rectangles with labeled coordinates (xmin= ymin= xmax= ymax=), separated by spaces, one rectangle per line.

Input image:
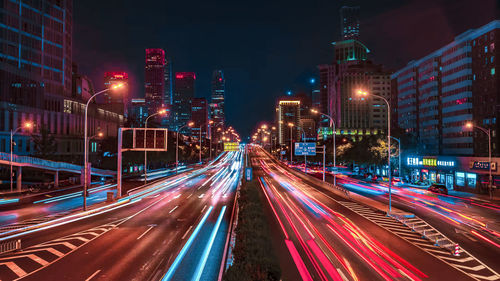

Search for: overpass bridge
xmin=0 ymin=152 xmax=116 ymax=192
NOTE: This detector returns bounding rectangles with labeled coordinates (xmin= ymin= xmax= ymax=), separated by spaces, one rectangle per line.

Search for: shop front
xmin=405 ymin=155 xmax=500 ymax=192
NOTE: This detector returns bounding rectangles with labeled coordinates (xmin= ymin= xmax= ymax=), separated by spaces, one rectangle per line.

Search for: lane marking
xmin=85 ymin=269 xmax=101 ymax=281
xmin=182 ymin=225 xmax=193 ymax=240
xmin=169 ymin=206 xmax=178 ymax=214
xmin=137 ymin=225 xmax=156 ymax=240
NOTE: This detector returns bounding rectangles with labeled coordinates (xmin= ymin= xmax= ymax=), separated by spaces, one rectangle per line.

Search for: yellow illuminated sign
xmin=422 ymin=158 xmax=437 ymax=167
xmin=224 ymin=142 xmax=240 ymax=152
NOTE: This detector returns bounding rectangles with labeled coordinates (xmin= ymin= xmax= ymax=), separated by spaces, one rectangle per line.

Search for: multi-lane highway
xmin=252 ymin=146 xmax=498 ymax=281
xmin=0 ymin=151 xmax=242 ymax=281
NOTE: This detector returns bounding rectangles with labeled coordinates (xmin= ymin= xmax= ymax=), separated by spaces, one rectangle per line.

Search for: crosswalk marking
xmin=0 ymin=222 xmax=118 ymax=281
xmin=338 ymin=201 xmax=500 ymax=281
xmin=0 ymin=261 xmax=27 ymax=278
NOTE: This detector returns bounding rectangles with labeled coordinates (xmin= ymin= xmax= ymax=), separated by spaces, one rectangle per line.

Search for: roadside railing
xmin=0 ymin=239 xmax=21 ymax=254
xmin=0 ymin=152 xmax=115 ymax=176
xmin=391 ymin=213 xmax=457 ymax=253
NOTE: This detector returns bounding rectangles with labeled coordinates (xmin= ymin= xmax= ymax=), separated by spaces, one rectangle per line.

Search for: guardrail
xmin=0 ymin=239 xmax=21 ymax=254
xmin=0 ymin=152 xmax=115 ymax=176
xmin=391 ymin=213 xmax=457 ymax=253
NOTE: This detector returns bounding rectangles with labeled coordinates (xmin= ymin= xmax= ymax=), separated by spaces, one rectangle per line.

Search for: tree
xmin=31 ymin=127 xmax=57 ymax=159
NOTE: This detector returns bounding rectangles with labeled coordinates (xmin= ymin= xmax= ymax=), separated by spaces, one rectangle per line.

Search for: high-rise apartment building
xmin=172 ymin=72 xmax=196 ymax=134
xmin=191 ymin=98 xmax=208 ymax=139
xmin=318 ymin=40 xmax=390 ymax=138
xmin=276 ymin=99 xmax=301 ymax=145
xmin=145 ymin=48 xmax=165 ymax=114
xmin=392 ymin=20 xmax=500 ymax=156
xmin=340 ymin=6 xmax=360 ymax=40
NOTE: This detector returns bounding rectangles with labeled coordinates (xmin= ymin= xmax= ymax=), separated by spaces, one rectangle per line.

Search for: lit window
xmin=485 ymin=46 xmax=488 ymax=53
xmin=492 ymin=68 xmax=496 ymax=75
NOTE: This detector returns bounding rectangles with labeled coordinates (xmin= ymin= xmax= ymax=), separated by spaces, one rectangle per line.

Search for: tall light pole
xmin=10 ymin=122 xmax=33 ymax=192
xmin=288 ymin=123 xmax=294 ymax=164
xmin=390 ymin=136 xmax=401 ymax=178
xmin=83 ymin=83 xmax=124 ymax=211
xmin=311 ymin=109 xmax=336 ymax=186
xmin=198 ymin=120 xmax=213 ymax=163
xmin=176 ymin=121 xmax=194 ymax=174
xmin=144 ymin=109 xmax=167 ymax=183
xmin=295 ymin=125 xmax=307 ymax=173
xmin=466 ymin=122 xmax=493 ymax=199
xmin=357 ymin=89 xmax=392 ymax=213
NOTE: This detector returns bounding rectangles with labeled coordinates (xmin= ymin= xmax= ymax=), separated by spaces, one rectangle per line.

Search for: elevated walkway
xmin=0 ymin=152 xmax=115 ymax=192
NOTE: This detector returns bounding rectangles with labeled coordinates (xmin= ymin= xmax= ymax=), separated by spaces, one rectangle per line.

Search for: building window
xmin=492 ymin=68 xmax=496 ymax=75
xmin=485 ymin=46 xmax=488 ymax=53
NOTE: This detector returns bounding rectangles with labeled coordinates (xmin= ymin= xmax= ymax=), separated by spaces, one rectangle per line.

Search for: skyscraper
xmin=276 ymin=99 xmax=301 ymax=145
xmin=164 ymin=56 xmax=173 ymax=106
xmin=318 ymin=40 xmax=390 ymax=139
xmin=211 ymin=70 xmax=225 ymax=126
xmin=0 ymin=1 xmax=124 ymax=162
xmin=173 ymin=72 xmax=196 ymax=133
xmin=102 ymin=72 xmax=128 ymax=115
xmin=145 ymin=48 xmax=165 ymax=114
xmin=191 ymin=98 xmax=208 ymax=139
xmin=340 ymin=6 xmax=360 ymax=40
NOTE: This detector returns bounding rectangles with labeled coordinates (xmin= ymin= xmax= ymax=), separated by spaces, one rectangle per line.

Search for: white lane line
xmin=201 ymin=205 xmax=207 ymax=213
xmin=85 ymin=269 xmax=101 ymax=281
xmin=182 ymin=225 xmax=193 ymax=240
xmin=187 ymin=194 xmax=192 ymax=199
xmin=169 ymin=206 xmax=179 ymax=214
xmin=137 ymin=225 xmax=156 ymax=240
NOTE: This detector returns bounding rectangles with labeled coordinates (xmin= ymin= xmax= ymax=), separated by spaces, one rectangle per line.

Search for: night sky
xmin=74 ymin=0 xmax=498 ymax=138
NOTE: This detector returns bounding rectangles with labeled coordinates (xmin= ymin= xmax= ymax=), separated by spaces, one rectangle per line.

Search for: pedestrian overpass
xmin=0 ymin=152 xmax=116 ymax=192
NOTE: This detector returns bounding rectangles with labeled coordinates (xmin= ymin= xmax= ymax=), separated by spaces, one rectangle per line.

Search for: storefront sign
xmin=406 ymin=156 xmax=455 ymax=168
xmin=470 ymin=161 xmax=497 ymax=171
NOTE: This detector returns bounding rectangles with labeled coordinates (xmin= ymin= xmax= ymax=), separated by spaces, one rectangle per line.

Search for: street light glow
xmin=465 ymin=122 xmax=473 ymax=128
xmin=24 ymin=122 xmax=33 ymax=129
xmin=111 ymin=83 xmax=125 ymax=90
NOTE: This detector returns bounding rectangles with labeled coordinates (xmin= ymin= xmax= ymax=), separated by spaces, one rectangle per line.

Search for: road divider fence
xmin=0 ymin=239 xmax=20 ymax=254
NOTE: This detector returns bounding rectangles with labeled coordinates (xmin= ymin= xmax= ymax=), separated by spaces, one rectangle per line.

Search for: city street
xmin=0 ymin=151 xmax=242 ymax=281
xmin=253 ymin=147 xmax=498 ymax=281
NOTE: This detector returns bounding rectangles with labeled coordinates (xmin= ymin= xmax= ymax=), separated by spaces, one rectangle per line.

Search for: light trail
xmin=161 ymin=206 xmax=214 ymax=281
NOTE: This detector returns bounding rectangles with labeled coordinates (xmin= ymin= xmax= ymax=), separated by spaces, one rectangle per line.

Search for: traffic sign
xmin=295 ymin=142 xmax=316 ymax=156
xmin=245 ymin=167 xmax=253 ymax=181
xmin=122 ymin=128 xmax=168 ymax=151
xmin=224 ymin=142 xmax=239 ymax=151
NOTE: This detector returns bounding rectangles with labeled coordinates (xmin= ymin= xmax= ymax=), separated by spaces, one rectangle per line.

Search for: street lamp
xmin=288 ymin=123 xmax=294 ymax=164
xmin=83 ymin=82 xmax=124 ymax=211
xmin=10 ymin=121 xmax=33 ymax=192
xmin=390 ymin=136 xmax=401 ymax=178
xmin=357 ymin=89 xmax=393 ymax=213
xmin=311 ymin=109 xmax=337 ymax=186
xmin=176 ymin=121 xmax=194 ymax=174
xmin=144 ymin=108 xmax=167 ymax=183
xmin=199 ymin=120 xmax=214 ymax=163
xmin=465 ymin=122 xmax=493 ymax=198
